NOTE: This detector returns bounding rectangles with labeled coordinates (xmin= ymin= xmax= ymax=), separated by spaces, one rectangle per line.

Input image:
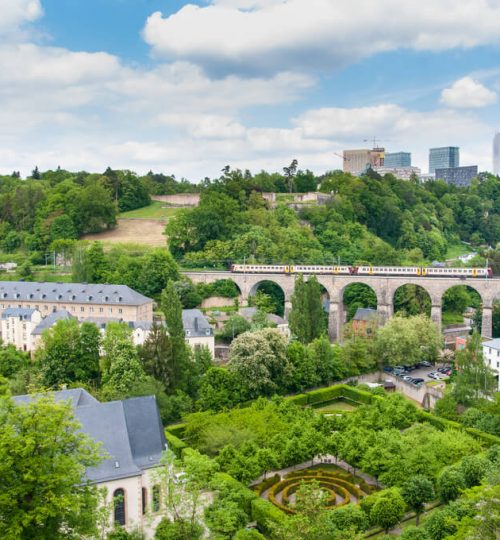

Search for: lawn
xmin=119 ymin=201 xmax=182 ymax=220
xmin=442 ymin=311 xmax=464 ymax=325
xmin=312 ymin=399 xmax=359 ymax=414
xmin=445 ymin=241 xmax=473 ymax=260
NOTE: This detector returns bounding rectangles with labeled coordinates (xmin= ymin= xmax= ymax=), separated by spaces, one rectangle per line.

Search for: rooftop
xmin=182 ymin=309 xmax=213 ymax=337
xmin=0 ymin=281 xmax=152 ymax=306
xmin=353 ymin=308 xmax=378 ymax=321
xmin=1 ymin=307 xmax=37 ymax=320
xmin=32 ymin=310 xmax=73 ymax=335
xmin=483 ymin=338 xmax=500 ymax=351
xmin=13 ymin=389 xmax=167 ymax=483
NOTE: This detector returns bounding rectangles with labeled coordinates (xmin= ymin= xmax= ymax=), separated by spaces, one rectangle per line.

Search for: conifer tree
xmin=289 ymin=274 xmax=326 ymax=344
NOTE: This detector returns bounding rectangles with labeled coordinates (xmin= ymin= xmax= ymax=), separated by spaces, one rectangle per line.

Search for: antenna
xmin=363 ymin=137 xmax=388 ymax=149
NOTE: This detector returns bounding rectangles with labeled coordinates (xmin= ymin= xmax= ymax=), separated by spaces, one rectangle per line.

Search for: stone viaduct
xmin=183 ymin=271 xmax=500 ymax=341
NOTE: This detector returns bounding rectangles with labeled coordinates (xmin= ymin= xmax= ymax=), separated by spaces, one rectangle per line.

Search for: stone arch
xmin=392 ymin=284 xmax=432 ymax=318
xmin=249 ymin=279 xmax=286 ymax=316
xmin=341 ymin=282 xmax=378 ymax=323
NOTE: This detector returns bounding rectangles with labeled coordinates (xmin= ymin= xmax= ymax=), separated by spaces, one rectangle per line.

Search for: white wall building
xmin=1 ymin=308 xmax=42 ymax=352
xmin=14 ymin=389 xmax=168 ymax=539
xmin=181 ymin=309 xmax=215 ymax=356
xmin=482 ymin=338 xmax=500 ymax=390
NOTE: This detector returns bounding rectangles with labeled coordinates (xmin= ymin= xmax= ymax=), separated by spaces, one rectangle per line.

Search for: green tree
xmin=37 ymin=319 xmax=100 ymax=387
xmin=161 ymin=282 xmax=190 ymax=390
xmin=139 ymin=323 xmax=174 ymax=391
xmin=135 ymin=249 xmax=179 ymax=298
xmin=401 ymin=475 xmax=434 ymax=525
xmin=369 ymin=488 xmax=406 ymax=533
xmin=459 ymin=455 xmax=490 ymax=488
xmin=0 ymin=343 xmax=29 ymax=379
xmin=437 ymin=466 xmax=465 ymax=503
xmin=289 ymin=275 xmax=326 ymax=344
xmin=0 ymin=394 xmax=102 ymax=539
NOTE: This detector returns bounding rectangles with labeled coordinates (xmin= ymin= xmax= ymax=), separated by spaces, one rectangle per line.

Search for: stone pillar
xmin=284 ymin=301 xmax=293 ymax=321
xmin=377 ymin=303 xmax=393 ymax=326
xmin=431 ymin=304 xmax=442 ymax=332
xmin=482 ymin=305 xmax=493 ymax=340
xmin=328 ymin=301 xmax=344 ymax=342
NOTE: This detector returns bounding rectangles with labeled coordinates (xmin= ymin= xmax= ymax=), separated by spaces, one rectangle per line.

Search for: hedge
xmin=286 ymin=393 xmax=309 ymax=406
xmin=251 ymin=497 xmax=288 ymax=535
xmin=301 ymin=385 xmax=344 ymax=405
xmin=253 ymin=474 xmax=281 ymax=496
xmin=212 ymin=472 xmax=258 ymax=515
xmin=165 ymin=430 xmax=188 ymax=458
xmin=338 ymin=385 xmax=377 ymax=405
xmin=166 ymin=423 xmax=187 ymax=439
xmin=419 ymin=411 xmax=500 ymax=447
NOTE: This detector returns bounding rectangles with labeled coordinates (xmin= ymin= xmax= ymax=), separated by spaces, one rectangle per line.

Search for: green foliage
xmin=154 ymin=518 xmax=203 ymax=540
xmin=0 ymin=343 xmax=29 ymax=379
xmin=437 ymin=466 xmax=465 ymax=503
xmin=37 ymin=318 xmax=100 ymax=387
xmin=0 ymin=394 xmax=103 ymax=539
xmin=250 ymin=498 xmax=288 ymax=536
xmin=233 ymin=530 xmax=266 ymax=540
xmin=401 ymin=475 xmax=434 ymax=524
xmin=369 ymin=488 xmax=406 ymax=533
xmin=289 ymin=275 xmax=326 ymax=344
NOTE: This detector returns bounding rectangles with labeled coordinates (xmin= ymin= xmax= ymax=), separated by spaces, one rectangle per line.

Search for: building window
xmin=81 ymin=307 xmax=84 ymax=312
xmin=118 ymin=308 xmax=123 ymax=314
xmin=113 ymin=488 xmax=126 ymax=526
xmin=152 ymin=485 xmax=161 ymax=512
xmin=141 ymin=487 xmax=147 ymax=515
xmin=99 ymin=307 xmax=103 ymax=313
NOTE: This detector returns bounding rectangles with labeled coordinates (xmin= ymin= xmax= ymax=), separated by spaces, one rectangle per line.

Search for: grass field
xmin=442 ymin=311 xmax=464 ymax=325
xmin=119 ymin=201 xmax=181 ymax=220
xmin=445 ymin=241 xmax=473 ymax=260
xmin=312 ymin=399 xmax=358 ymax=414
xmin=83 ymin=219 xmax=167 ymax=246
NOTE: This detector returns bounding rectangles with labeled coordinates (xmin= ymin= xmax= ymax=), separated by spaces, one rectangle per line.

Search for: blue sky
xmin=2 ymin=0 xmax=500 ymax=178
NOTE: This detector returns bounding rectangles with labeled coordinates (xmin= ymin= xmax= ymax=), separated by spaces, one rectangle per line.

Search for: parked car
xmin=412 ymin=378 xmax=424 ymax=385
xmin=419 ymin=361 xmax=432 ymax=368
xmin=428 ymin=372 xmax=442 ymax=380
xmin=438 ymin=367 xmax=452 ymax=374
xmin=402 ymin=375 xmax=413 ymax=382
xmin=383 ymin=366 xmax=393 ymax=372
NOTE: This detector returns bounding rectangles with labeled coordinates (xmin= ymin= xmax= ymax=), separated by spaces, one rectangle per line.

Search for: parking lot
xmin=383 ymin=364 xmax=451 ymax=387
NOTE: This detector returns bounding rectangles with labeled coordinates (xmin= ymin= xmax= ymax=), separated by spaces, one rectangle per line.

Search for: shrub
xmin=154 ymin=518 xmax=203 ymax=539
xmin=285 ymin=393 xmax=308 ymax=406
xmin=234 ymin=530 xmax=266 ymax=540
xmin=166 ymin=423 xmax=187 ymax=439
xmin=305 ymin=385 xmax=343 ymax=405
xmin=164 ymin=431 xmax=187 ymax=458
xmin=254 ymin=474 xmax=280 ymax=496
xmin=251 ymin=498 xmax=288 ymax=535
xmin=212 ymin=473 xmax=257 ymax=515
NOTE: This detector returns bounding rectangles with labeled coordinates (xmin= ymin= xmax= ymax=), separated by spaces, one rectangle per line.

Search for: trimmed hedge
xmin=251 ymin=497 xmax=288 ymax=535
xmin=286 ymin=393 xmax=309 ymax=406
xmin=212 ymin=472 xmax=258 ymax=515
xmin=165 ymin=430 xmax=188 ymax=458
xmin=253 ymin=474 xmax=280 ymax=496
xmin=301 ymin=385 xmax=344 ymax=405
xmin=166 ymin=423 xmax=187 ymax=439
xmin=419 ymin=411 xmax=500 ymax=447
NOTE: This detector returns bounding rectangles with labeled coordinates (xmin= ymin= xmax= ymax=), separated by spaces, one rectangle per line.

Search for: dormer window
xmin=28 ymin=294 xmax=33 ymax=299
xmin=104 ymin=296 xmax=109 ymax=302
xmin=185 ymin=330 xmax=191 ymax=336
xmin=42 ymin=294 xmax=46 ymax=299
xmin=205 ymin=329 xmax=211 ymax=336
xmin=117 ymin=296 xmax=123 ymax=303
xmin=72 ymin=295 xmax=76 ymax=301
xmin=88 ymin=295 xmax=93 ymax=301
xmin=58 ymin=294 xmax=63 ymax=300
xmin=15 ymin=293 xmax=20 ymax=299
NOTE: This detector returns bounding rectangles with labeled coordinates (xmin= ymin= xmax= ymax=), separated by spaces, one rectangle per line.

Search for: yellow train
xmin=230 ymin=264 xmax=492 ymax=278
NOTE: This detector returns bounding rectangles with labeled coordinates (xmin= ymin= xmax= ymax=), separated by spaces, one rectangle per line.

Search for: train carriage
xmin=230 ymin=264 xmax=492 ymax=278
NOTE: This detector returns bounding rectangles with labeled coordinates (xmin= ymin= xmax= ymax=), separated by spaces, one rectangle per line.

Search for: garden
xmin=164 ymin=384 xmax=500 ymax=538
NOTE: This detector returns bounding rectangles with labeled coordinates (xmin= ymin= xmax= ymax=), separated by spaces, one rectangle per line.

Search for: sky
xmin=2 ymin=0 xmax=500 ymax=180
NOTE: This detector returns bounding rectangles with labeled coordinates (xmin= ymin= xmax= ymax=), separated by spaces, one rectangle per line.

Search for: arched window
xmin=141 ymin=487 xmax=147 ymax=515
xmin=152 ymin=484 xmax=161 ymax=513
xmin=113 ymin=488 xmax=126 ymax=526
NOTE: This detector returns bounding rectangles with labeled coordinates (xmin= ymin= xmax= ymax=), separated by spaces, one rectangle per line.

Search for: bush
xmin=155 ymin=518 xmax=203 ymax=540
xmin=285 ymin=393 xmax=308 ymax=406
xmin=304 ymin=385 xmax=343 ymax=405
xmin=254 ymin=474 xmax=280 ymax=496
xmin=212 ymin=473 xmax=257 ymax=515
xmin=234 ymin=530 xmax=266 ymax=540
xmin=251 ymin=498 xmax=288 ymax=536
xmin=165 ymin=423 xmax=187 ymax=439
xmin=164 ymin=431 xmax=188 ymax=458
xmin=437 ymin=467 xmax=465 ymax=503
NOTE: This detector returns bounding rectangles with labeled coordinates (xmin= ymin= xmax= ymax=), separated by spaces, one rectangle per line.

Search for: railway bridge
xmin=183 ymin=271 xmax=500 ymax=341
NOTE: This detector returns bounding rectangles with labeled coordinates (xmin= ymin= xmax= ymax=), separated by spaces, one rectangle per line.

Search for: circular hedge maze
xmin=258 ymin=468 xmax=374 ymax=515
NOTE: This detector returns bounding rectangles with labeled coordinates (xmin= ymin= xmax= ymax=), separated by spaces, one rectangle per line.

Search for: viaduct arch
xmin=183 ymin=271 xmax=500 ymax=341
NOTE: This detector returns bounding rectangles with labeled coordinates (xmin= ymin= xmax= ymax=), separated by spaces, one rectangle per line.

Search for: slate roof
xmin=353 ymin=308 xmax=378 ymax=321
xmin=84 ymin=318 xmax=156 ymax=331
xmin=0 ymin=281 xmax=152 ymax=306
xmin=13 ymin=389 xmax=167 ymax=483
xmin=238 ymin=307 xmax=286 ymax=325
xmin=1 ymin=307 xmax=37 ymax=320
xmin=483 ymin=338 xmax=500 ymax=351
xmin=182 ymin=309 xmax=213 ymax=337
xmin=32 ymin=310 xmax=73 ymax=335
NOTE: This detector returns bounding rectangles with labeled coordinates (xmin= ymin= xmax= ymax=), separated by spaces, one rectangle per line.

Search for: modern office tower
xmin=435 ymin=165 xmax=478 ymax=187
xmin=343 ymin=148 xmax=385 ymax=175
xmin=429 ymin=146 xmax=459 ymax=174
xmin=494 ymin=133 xmax=500 ymax=175
xmin=384 ymin=152 xmax=411 ymax=168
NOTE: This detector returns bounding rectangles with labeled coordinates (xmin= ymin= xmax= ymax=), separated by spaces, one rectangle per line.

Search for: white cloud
xmin=0 ymin=0 xmax=42 ymax=38
xmin=143 ymin=0 xmax=500 ymax=75
xmin=440 ymin=76 xmax=497 ymax=108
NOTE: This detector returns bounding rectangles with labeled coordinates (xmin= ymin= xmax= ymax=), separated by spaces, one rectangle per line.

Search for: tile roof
xmin=483 ymin=338 xmax=500 ymax=350
xmin=182 ymin=309 xmax=213 ymax=337
xmin=0 ymin=281 xmax=152 ymax=306
xmin=32 ymin=310 xmax=73 ymax=335
xmin=13 ymin=389 xmax=167 ymax=483
xmin=1 ymin=307 xmax=37 ymax=320
xmin=353 ymin=308 xmax=378 ymax=321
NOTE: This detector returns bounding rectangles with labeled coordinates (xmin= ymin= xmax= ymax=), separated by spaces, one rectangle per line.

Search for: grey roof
xmin=13 ymin=389 xmax=167 ymax=483
xmin=353 ymin=308 xmax=378 ymax=321
xmin=483 ymin=338 xmax=500 ymax=350
xmin=0 ymin=281 xmax=152 ymax=306
xmin=238 ymin=307 xmax=286 ymax=325
xmin=84 ymin=318 xmax=155 ymax=331
xmin=32 ymin=310 xmax=73 ymax=335
xmin=1 ymin=307 xmax=37 ymax=320
xmin=182 ymin=309 xmax=213 ymax=337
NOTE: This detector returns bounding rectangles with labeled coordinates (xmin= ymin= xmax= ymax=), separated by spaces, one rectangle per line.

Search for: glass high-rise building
xmin=429 ymin=147 xmax=459 ymax=174
xmin=494 ymin=133 xmax=500 ymax=175
xmin=384 ymin=152 xmax=411 ymax=167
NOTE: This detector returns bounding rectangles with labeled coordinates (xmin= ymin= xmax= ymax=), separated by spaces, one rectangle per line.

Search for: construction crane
xmin=334 ymin=152 xmax=350 ymax=161
xmin=363 ymin=137 xmax=388 ymax=149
